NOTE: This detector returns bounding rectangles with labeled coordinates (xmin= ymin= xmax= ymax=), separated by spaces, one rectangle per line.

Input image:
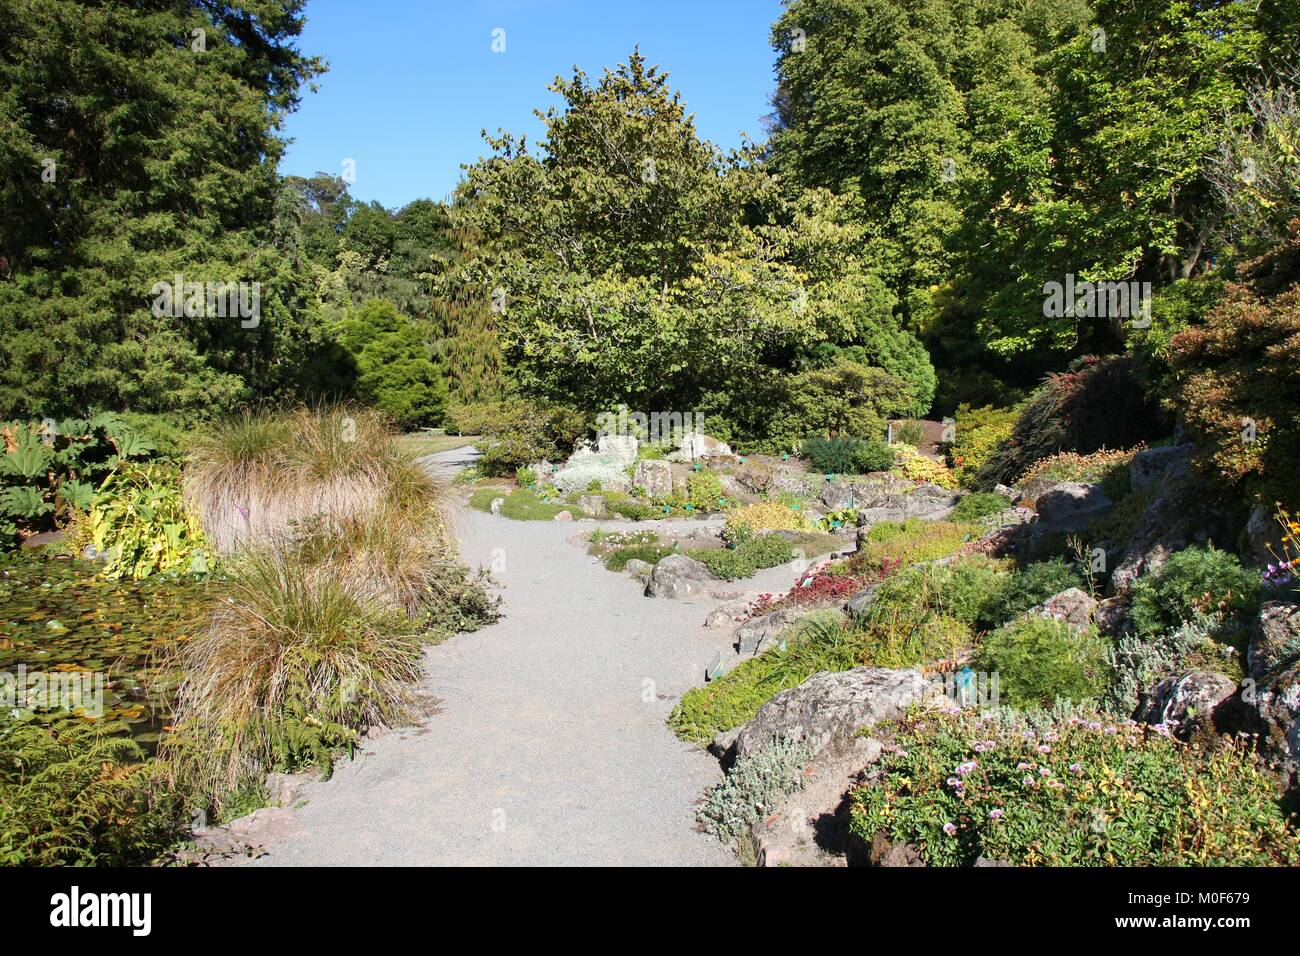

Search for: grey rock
xmin=846 ymin=581 xmax=885 ymax=618
xmin=596 ymin=433 xmax=638 ymax=466
xmin=734 ymin=607 xmax=809 ymax=656
xmin=633 ymin=459 xmax=674 ymax=500
xmin=644 ymin=553 xmax=717 ymax=599
xmin=1250 ymin=664 xmax=1300 ymax=790
xmin=730 ymin=667 xmax=930 ymax=762
xmin=1095 ymin=596 xmax=1132 ymax=638
xmin=1110 ymin=461 xmax=1240 ymax=593
xmin=679 ymin=432 xmax=732 ymax=460
xmin=1022 ymin=587 xmax=1097 ymax=633
xmin=1137 ymin=670 xmax=1238 ymax=730
xmin=821 ymin=482 xmax=856 ymax=511
xmin=1033 ymin=482 xmax=1113 ymax=532
xmin=1247 ymin=504 xmax=1287 ymax=567
xmin=1250 ymin=601 xmax=1300 ymax=680
xmin=706 ymin=596 xmax=756 ymax=629
xmin=552 ymin=509 xmax=573 ymax=522
xmin=993 ymin=484 xmax=1018 ymax=500
xmin=489 ymin=497 xmax=505 ymax=516
xmin=623 ymin=558 xmax=654 ymax=579
xmin=1130 ymin=444 xmax=1192 ymax=492
xmin=577 ymin=494 xmax=606 ymax=517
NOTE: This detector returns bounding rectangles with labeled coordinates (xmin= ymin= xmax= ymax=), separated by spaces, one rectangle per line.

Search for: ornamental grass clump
xmin=851 ymin=707 xmax=1300 ymax=866
xmin=160 ymin=549 xmax=425 ymax=810
xmin=184 ymin=406 xmax=444 ymax=553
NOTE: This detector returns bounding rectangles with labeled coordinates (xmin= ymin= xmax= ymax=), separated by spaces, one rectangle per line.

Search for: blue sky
xmin=278 ymin=0 xmax=786 ymax=209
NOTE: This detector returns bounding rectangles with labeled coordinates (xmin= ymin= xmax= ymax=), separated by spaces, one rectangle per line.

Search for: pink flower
xmin=988 ymin=808 xmax=1004 ymax=820
xmin=942 ymin=822 xmax=958 ymax=837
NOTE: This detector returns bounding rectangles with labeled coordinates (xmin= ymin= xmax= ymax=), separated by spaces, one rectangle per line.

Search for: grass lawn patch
xmin=469 ymin=487 xmax=576 ymax=521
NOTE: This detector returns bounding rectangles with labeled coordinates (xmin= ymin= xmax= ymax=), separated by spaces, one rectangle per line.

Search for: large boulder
xmin=632 ymin=459 xmax=673 ymax=500
xmin=1109 ymin=461 xmax=1242 ymax=593
xmin=1033 ymin=482 xmax=1113 ymax=532
xmin=1130 ymin=444 xmax=1193 ymax=492
xmin=679 ymin=432 xmax=732 ymax=461
xmin=727 ymin=667 xmax=933 ymax=762
xmin=644 ymin=554 xmax=717 ymax=599
xmin=1137 ymin=670 xmax=1238 ymax=731
xmin=624 ymin=558 xmax=655 ymax=580
xmin=1249 ymin=663 xmax=1300 ymax=791
xmin=821 ymin=482 xmax=856 ymax=511
xmin=577 ymin=494 xmax=606 ymax=517
xmin=1022 ymin=587 xmax=1097 ymax=633
xmin=845 ymin=580 xmax=885 ymax=618
xmin=596 ymin=433 xmax=638 ymax=466
xmin=1250 ymin=601 xmax=1300 ymax=681
xmin=1247 ymin=504 xmax=1287 ymax=567
xmin=733 ymin=606 xmax=813 ymax=656
xmin=852 ymin=481 xmax=960 ymax=534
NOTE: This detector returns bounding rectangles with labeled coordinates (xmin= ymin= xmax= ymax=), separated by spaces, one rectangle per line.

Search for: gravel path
xmin=243 ymin=447 xmax=810 ymax=866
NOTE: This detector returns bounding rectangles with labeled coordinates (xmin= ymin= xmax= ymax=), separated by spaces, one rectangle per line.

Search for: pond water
xmin=0 ymin=552 xmax=215 ymax=746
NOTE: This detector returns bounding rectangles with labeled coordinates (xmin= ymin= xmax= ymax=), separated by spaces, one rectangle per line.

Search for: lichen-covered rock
xmin=1137 ymin=670 xmax=1238 ymax=730
xmin=644 ymin=553 xmax=717 ymax=599
xmin=1250 ymin=664 xmax=1300 ymax=790
xmin=1247 ymin=504 xmax=1288 ymax=567
xmin=821 ymin=482 xmax=856 ymax=511
xmin=623 ymin=558 xmax=654 ymax=579
xmin=729 ymin=667 xmax=933 ymax=762
xmin=1250 ymin=601 xmax=1300 ymax=680
xmin=1109 ymin=461 xmax=1242 ymax=593
xmin=1033 ymin=482 xmax=1113 ymax=532
xmin=1129 ymin=444 xmax=1192 ymax=492
xmin=632 ymin=459 xmax=673 ymax=499
xmin=1022 ymin=587 xmax=1097 ymax=633
xmin=845 ymin=580 xmax=885 ymax=618
xmin=733 ymin=606 xmax=810 ymax=656
xmin=596 ymin=433 xmax=638 ymax=466
xmin=1095 ymin=595 xmax=1132 ymax=638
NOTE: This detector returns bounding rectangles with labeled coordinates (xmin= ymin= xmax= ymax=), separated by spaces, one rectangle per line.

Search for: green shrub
xmin=852 ymin=438 xmax=895 ymax=473
xmin=1129 ymin=545 xmax=1259 ymax=641
xmin=974 ymin=617 xmax=1113 ymax=708
xmin=973 ymin=356 xmax=1168 ymax=490
xmin=893 ymin=420 xmax=925 ymax=446
xmin=0 ymin=722 xmax=181 ymax=865
xmin=976 ymin=557 xmax=1085 ymax=631
xmin=850 ymin=707 xmax=1300 ymax=866
xmin=687 ymin=470 xmax=724 ymax=511
xmin=603 ymin=492 xmax=657 ymax=521
xmin=801 ymin=435 xmax=892 ymax=474
xmin=668 ymin=613 xmax=860 ymax=744
xmin=697 ymin=738 xmax=812 ymax=843
xmin=689 ymin=534 xmax=795 ymax=580
xmin=863 ymin=559 xmax=1009 ymax=631
xmin=87 ymin=463 xmax=211 ymax=580
xmin=845 ymin=519 xmax=976 ymax=577
xmin=448 ymin=399 xmax=589 ymax=476
xmin=515 ymin=466 xmax=537 ymax=488
xmin=336 ymin=298 xmax=447 ymax=429
xmin=1 ymin=413 xmax=155 ymax=551
xmin=801 ymin=435 xmax=859 ymax=474
xmin=947 ymin=404 xmax=1019 ymax=486
xmin=949 ymin=492 xmax=1009 ymax=523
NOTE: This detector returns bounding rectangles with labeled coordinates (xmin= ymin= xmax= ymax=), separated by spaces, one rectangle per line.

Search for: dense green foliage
xmin=337 ymin=299 xmax=446 ymax=428
xmin=1128 ymin=545 xmax=1260 ymax=641
xmin=0 ymin=722 xmax=181 ymax=865
xmin=851 ymin=707 xmax=1300 ymax=866
xmin=0 ymin=414 xmax=155 ymax=549
xmin=975 ymin=617 xmax=1113 ymax=708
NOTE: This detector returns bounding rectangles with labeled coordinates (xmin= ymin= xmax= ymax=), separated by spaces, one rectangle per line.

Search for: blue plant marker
xmin=663 ymin=505 xmax=671 ymax=514
xmin=826 ymin=473 xmax=835 ymax=482
xmin=685 ymin=503 xmax=694 ymax=513
xmin=792 ymin=502 xmax=801 ymax=510
xmin=706 ymin=652 xmax=724 ymax=682
xmin=718 ymin=497 xmax=727 ymax=506
xmin=692 ymin=462 xmax=702 ymax=472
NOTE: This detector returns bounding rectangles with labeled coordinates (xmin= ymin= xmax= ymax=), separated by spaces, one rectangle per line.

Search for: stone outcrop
xmin=724 ymin=667 xmax=934 ymax=763
xmin=644 ymin=553 xmax=717 ymax=599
